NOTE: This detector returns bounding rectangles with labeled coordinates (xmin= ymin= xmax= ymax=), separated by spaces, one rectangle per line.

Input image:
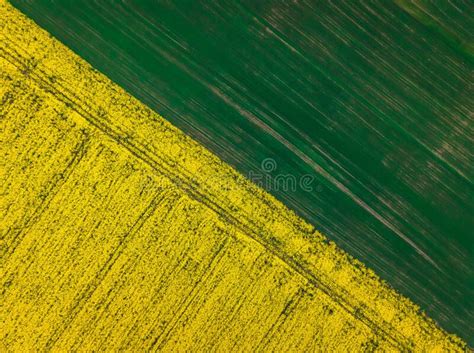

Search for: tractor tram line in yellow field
xmin=1 ymin=36 xmax=408 ymax=350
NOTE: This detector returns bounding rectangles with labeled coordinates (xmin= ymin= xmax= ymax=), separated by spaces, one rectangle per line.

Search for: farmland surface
xmin=1 ymin=0 xmax=473 ymax=349
xmin=7 ymin=0 xmax=473 ymax=343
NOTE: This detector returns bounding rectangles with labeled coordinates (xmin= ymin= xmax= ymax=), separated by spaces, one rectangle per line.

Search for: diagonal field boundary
xmin=0 ymin=1 xmax=467 ymax=351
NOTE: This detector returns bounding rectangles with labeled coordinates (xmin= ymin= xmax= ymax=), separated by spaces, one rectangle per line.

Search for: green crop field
xmin=3 ymin=0 xmax=473 ymax=348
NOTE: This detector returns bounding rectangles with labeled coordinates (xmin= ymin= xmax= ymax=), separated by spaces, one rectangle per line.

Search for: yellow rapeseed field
xmin=0 ymin=1 xmax=467 ymax=351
